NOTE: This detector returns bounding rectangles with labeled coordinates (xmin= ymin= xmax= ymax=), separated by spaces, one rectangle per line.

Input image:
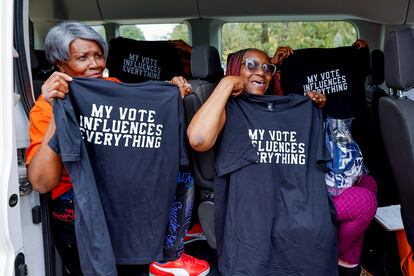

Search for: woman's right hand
xmin=225 ymin=76 xmax=245 ymax=97
xmin=41 ymin=72 xmax=73 ymax=105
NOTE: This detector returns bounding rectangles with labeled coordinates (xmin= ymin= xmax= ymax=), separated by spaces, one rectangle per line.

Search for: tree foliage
xmin=221 ymin=22 xmax=357 ymax=63
xmin=164 ymin=24 xmax=190 ymax=44
xmin=119 ymin=25 xmax=145 ymax=40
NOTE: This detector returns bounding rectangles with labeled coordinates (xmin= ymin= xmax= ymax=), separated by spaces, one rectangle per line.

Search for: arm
xmin=27 ymin=116 xmax=63 ymax=194
xmin=187 ymin=76 xmax=244 ymax=152
xmin=27 ymin=71 xmax=72 ymax=194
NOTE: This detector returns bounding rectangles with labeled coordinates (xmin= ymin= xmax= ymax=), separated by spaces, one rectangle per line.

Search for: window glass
xmin=221 ymin=21 xmax=357 ymax=64
xmin=119 ymin=24 xmax=190 ymax=44
xmin=91 ymin=25 xmax=106 ymax=40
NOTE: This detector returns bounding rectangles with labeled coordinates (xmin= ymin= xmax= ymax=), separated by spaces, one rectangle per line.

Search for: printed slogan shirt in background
xmin=280 ymin=46 xmax=370 ymax=119
xmin=214 ymin=94 xmax=338 ymax=276
xmin=49 ymin=78 xmax=188 ymax=276
xmin=106 ymin=37 xmax=191 ymax=83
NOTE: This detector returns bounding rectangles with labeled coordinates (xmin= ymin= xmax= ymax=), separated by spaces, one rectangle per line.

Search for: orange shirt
xmin=26 ymin=77 xmax=120 ymax=200
xmin=397 ymin=230 xmax=414 ymax=276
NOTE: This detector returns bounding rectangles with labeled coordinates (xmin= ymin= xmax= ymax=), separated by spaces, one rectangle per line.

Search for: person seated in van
xmin=187 ymin=48 xmax=335 ymax=275
xmin=271 ymin=40 xmax=377 ymax=276
xmin=26 ymin=20 xmax=208 ymax=276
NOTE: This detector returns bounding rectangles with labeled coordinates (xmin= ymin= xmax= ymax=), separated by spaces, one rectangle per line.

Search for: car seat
xmin=379 ymin=26 xmax=414 ymax=249
xmin=361 ymin=49 xmax=398 ymax=206
xmin=183 ymin=45 xmax=223 ymax=248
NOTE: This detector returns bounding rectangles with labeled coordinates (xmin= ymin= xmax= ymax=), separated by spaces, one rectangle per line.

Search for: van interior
xmin=4 ymin=0 xmax=414 ymax=274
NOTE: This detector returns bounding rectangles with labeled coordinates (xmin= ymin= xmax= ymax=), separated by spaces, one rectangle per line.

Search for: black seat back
xmin=183 ymin=45 xmax=223 ymax=249
xmin=362 ymin=49 xmax=398 ymax=206
xmin=380 ymin=26 xmax=414 ymax=248
xmin=184 ymin=45 xmax=223 ymax=190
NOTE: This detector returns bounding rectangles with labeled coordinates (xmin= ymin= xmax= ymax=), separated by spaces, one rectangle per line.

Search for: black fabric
xmin=106 ymin=37 xmax=191 ymax=83
xmin=384 ymin=26 xmax=414 ymax=90
xmin=52 ymin=219 xmax=83 ymax=276
xmin=338 ymin=265 xmax=361 ymax=276
xmin=280 ymin=46 xmax=369 ymax=119
xmin=379 ymin=97 xmax=414 ymax=251
xmin=369 ymin=49 xmax=385 ymax=86
xmin=50 ymin=78 xmax=188 ymax=275
xmin=214 ymin=93 xmax=338 ymax=276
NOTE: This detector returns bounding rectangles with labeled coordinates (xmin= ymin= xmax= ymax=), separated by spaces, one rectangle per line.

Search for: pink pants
xmin=333 ymin=175 xmax=378 ymax=264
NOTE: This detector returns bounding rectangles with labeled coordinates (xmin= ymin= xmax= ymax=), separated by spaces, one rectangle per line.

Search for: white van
xmin=2 ymin=0 xmax=414 ymax=274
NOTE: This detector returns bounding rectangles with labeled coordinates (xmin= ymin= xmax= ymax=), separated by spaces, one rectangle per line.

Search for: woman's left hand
xmin=306 ymin=91 xmax=326 ymax=108
xmin=169 ymin=76 xmax=192 ymax=98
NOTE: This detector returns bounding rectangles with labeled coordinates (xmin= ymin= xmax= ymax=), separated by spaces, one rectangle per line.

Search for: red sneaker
xmin=149 ymin=253 xmax=210 ymax=276
xmin=183 ymin=223 xmax=207 ymax=244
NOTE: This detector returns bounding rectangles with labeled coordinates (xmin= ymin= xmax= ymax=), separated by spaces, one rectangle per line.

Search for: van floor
xmin=117 ymin=224 xmax=402 ymax=276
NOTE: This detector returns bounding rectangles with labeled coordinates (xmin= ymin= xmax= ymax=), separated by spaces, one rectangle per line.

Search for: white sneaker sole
xmin=149 ymin=266 xmax=210 ymax=276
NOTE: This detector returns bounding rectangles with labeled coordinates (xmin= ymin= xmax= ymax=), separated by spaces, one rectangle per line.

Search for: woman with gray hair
xmin=26 ymin=21 xmax=194 ymax=275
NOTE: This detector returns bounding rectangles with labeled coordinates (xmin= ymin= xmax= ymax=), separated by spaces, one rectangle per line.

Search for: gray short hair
xmin=45 ymin=21 xmax=108 ymax=65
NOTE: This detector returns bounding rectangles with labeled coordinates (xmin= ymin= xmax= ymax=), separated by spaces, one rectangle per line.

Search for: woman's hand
xmin=306 ymin=91 xmax=327 ymax=108
xmin=226 ymin=76 xmax=245 ymax=97
xmin=271 ymin=46 xmax=293 ymax=66
xmin=169 ymin=76 xmax=192 ymax=98
xmin=352 ymin=39 xmax=368 ymax=49
xmin=41 ymin=72 xmax=73 ymax=105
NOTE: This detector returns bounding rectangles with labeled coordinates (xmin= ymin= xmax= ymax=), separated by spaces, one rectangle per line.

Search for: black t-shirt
xmin=106 ymin=37 xmax=191 ymax=83
xmin=280 ymin=46 xmax=369 ymax=119
xmin=214 ymin=93 xmax=338 ymax=276
xmin=49 ymin=78 xmax=188 ymax=275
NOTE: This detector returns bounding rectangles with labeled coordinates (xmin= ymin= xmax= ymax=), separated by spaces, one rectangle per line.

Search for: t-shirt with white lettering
xmin=280 ymin=46 xmax=369 ymax=119
xmin=49 ymin=78 xmax=188 ymax=276
xmin=214 ymin=93 xmax=337 ymax=276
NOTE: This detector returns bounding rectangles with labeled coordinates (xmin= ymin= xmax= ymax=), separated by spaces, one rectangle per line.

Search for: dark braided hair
xmin=226 ymin=48 xmax=252 ymax=76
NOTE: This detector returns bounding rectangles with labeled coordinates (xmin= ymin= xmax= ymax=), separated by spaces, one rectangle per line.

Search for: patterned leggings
xmin=163 ymin=168 xmax=195 ymax=261
xmin=334 ymin=174 xmax=378 ymax=264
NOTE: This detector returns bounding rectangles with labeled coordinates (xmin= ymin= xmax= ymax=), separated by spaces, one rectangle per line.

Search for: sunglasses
xmin=241 ymin=58 xmax=277 ymax=76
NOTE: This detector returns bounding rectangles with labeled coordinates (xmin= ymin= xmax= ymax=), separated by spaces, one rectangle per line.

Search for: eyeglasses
xmin=241 ymin=58 xmax=277 ymax=76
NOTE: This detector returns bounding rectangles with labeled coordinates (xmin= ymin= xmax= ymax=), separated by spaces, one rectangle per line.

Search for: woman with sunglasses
xmin=188 ymin=48 xmax=325 ymax=152
xmin=187 ymin=48 xmax=336 ymax=275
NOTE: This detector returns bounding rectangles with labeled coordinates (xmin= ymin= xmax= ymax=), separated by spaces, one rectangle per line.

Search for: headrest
xmin=384 ymin=27 xmax=414 ymax=90
xmin=369 ymin=49 xmax=384 ymax=86
xmin=191 ymin=45 xmax=223 ymax=81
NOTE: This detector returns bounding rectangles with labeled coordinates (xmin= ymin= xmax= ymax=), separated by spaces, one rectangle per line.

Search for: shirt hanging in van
xmin=49 ymin=78 xmax=188 ymax=276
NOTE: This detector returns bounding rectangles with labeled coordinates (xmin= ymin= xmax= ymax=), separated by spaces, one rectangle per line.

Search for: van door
xmin=0 ymin=0 xmax=45 ymax=274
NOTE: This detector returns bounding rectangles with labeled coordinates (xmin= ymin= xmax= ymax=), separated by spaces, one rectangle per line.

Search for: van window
xmin=91 ymin=25 xmax=106 ymax=40
xmin=119 ymin=24 xmax=190 ymax=43
xmin=221 ymin=21 xmax=357 ymax=64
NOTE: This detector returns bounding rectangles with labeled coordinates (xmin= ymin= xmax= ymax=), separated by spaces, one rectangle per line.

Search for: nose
xmin=88 ymin=56 xmax=101 ymax=68
xmin=255 ymin=66 xmax=266 ymax=76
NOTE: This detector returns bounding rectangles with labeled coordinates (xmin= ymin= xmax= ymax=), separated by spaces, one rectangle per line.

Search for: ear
xmin=56 ymin=61 xmax=66 ymax=73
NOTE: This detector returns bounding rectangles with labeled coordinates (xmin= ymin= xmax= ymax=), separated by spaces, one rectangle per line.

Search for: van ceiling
xmin=30 ymin=0 xmax=413 ymax=25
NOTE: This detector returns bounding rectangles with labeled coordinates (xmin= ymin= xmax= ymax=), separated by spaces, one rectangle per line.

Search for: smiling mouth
xmin=251 ymin=80 xmax=265 ymax=87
